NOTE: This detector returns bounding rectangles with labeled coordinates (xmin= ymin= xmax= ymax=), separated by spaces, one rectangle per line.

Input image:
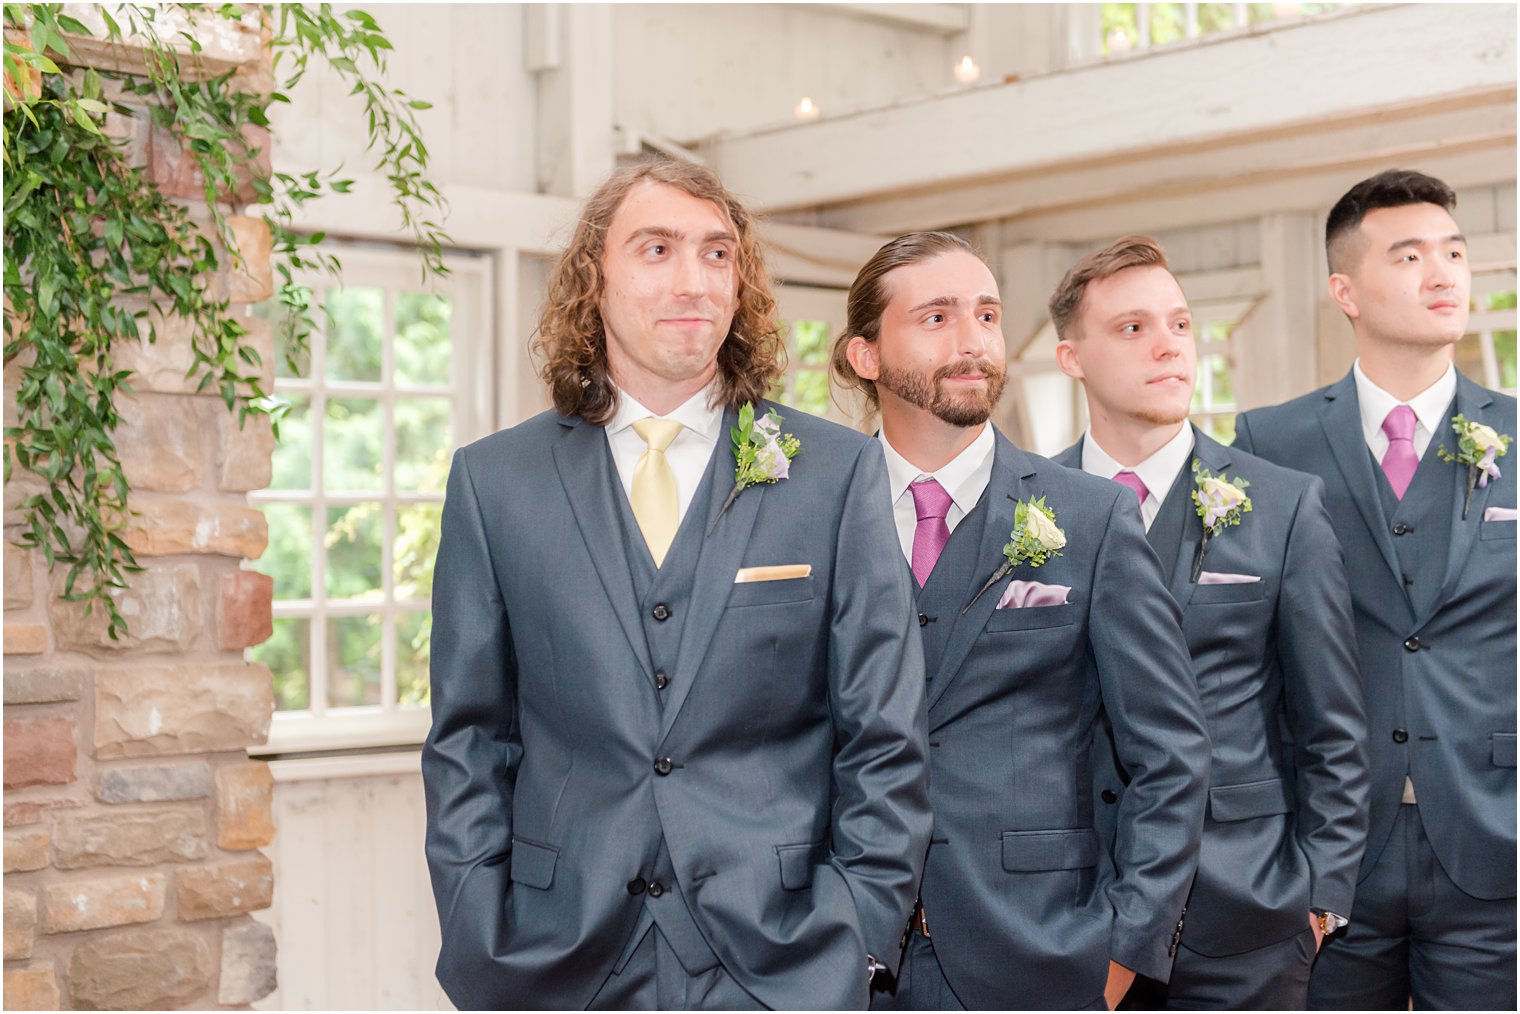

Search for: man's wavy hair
xmin=533 ymin=159 xmax=783 ymax=425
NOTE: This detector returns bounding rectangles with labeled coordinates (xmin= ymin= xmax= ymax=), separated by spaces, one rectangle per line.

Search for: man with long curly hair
xmin=422 ymin=159 xmax=931 ymax=1010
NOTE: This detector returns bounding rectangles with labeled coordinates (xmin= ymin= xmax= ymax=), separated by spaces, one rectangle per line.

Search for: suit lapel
xmin=926 ymin=431 xmax=1032 ymax=714
xmin=660 ymin=408 xmax=761 ymax=739
xmin=1319 ymin=373 xmax=1406 ymax=591
xmin=552 ymin=417 xmax=657 ymax=684
xmin=1418 ymin=374 xmax=1496 ymax=629
xmin=1170 ymin=428 xmax=1232 ymax=608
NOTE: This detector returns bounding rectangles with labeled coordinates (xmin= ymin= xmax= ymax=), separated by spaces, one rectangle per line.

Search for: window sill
xmin=248 ymin=707 xmax=432 ymax=759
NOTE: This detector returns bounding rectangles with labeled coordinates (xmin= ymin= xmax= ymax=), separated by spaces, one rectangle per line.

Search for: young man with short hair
xmin=1234 ymin=168 xmax=1517 ymax=1009
xmin=1051 ymin=235 xmax=1369 ymax=1009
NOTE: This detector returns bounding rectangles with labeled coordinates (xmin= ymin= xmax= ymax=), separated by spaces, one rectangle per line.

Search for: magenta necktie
xmin=910 ymin=478 xmax=953 ymax=587
xmin=1113 ymin=470 xmax=1150 ymax=512
xmin=1381 ymin=405 xmax=1419 ymax=500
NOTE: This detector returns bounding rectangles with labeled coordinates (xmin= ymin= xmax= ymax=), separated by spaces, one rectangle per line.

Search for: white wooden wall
xmin=254 ymin=754 xmax=451 ymax=1012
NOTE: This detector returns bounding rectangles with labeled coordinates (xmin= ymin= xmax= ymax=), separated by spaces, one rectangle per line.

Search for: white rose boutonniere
xmin=1190 ymin=461 xmax=1252 ymax=582
xmin=709 ymin=403 xmax=801 ymax=534
xmin=1437 ymin=414 xmax=1513 ymax=520
xmin=964 ymin=495 xmax=1066 ymax=613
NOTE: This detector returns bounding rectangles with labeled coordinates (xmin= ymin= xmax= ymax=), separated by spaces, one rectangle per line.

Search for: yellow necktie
xmin=631 ymin=418 xmax=684 ymax=566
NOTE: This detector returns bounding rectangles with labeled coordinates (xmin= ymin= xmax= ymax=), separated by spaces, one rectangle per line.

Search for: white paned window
xmin=1456 ymin=269 xmax=1518 ymax=397
xmin=1187 ymin=295 xmax=1257 ymax=445
xmin=249 ymin=247 xmax=491 ymax=754
xmin=1102 ymin=3 xmax=1354 ymax=57
xmin=773 ymin=284 xmax=855 ymax=427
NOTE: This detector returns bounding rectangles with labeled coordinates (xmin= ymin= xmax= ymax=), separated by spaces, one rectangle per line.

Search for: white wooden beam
xmin=535 ymin=3 xmax=615 ymax=197
xmin=819 ymin=94 xmax=1517 ymax=234
xmin=998 ymin=143 xmax=1517 ymax=244
xmin=1235 ymin=212 xmax=1319 ymax=409
xmin=814 ymin=3 xmax=970 ymax=34
xmin=706 ymin=4 xmax=1517 ymax=213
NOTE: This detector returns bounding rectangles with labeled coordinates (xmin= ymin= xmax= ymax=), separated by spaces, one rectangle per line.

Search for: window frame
xmin=248 ymin=245 xmax=493 ymax=757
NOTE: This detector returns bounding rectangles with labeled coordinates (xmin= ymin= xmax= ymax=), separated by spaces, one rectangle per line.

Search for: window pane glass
xmin=252 ymin=617 xmax=311 ymax=712
xmin=325 ymin=396 xmax=383 ymax=492
xmin=396 ymin=611 xmax=432 ymax=707
xmin=326 ymin=504 xmax=384 ymax=600
xmin=395 ymin=503 xmax=442 ymax=601
xmin=395 ymin=397 xmax=452 ymax=494
xmin=327 ymin=615 xmax=381 ymax=708
xmin=1148 ymin=3 xmax=1186 ymax=45
xmin=259 ymin=504 xmax=312 ymax=599
xmin=790 ymin=370 xmax=832 ymax=416
xmin=395 ymin=293 xmax=452 ymax=387
xmin=1485 ymin=290 xmax=1518 ymax=312
xmin=1496 ymin=329 xmax=1518 ymax=390
xmin=1207 ymin=355 xmax=1235 ymax=408
xmin=268 ymin=394 xmax=311 ymax=491
xmin=325 ymin=287 xmax=384 ymax=381
xmin=791 ymin=320 xmax=831 ymax=367
xmin=1199 ymin=413 xmax=1237 ymax=445
xmin=1453 ymin=335 xmax=1488 ymax=383
xmin=254 ymin=287 xmax=313 ymax=379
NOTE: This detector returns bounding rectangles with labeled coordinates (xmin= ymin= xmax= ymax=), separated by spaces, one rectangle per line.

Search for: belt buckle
xmin=913 ymin=899 xmax=930 ymax=938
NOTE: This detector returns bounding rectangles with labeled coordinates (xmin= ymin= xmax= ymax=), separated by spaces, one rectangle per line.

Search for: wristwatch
xmin=1314 ymin=910 xmax=1349 ymax=935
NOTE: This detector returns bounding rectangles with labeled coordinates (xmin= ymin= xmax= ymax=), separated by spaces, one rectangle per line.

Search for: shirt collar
xmin=1082 ymin=423 xmax=1196 ymax=500
xmin=606 ymin=378 xmax=725 ymax=444
xmin=879 ymin=423 xmax=996 ymax=514
xmin=1352 ymin=358 xmax=1456 ymax=441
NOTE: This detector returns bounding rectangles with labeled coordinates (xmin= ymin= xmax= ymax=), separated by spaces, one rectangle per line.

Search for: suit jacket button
xmin=654 ymin=756 xmax=674 ymax=776
xmin=652 ymin=604 xmax=670 ymax=621
xmin=647 ymin=881 xmax=665 ymax=897
xmin=627 ymin=877 xmax=646 ymax=895
xmin=1393 ymin=522 xmax=1411 ymax=535
xmin=1392 ymin=728 xmax=1409 ymax=743
xmin=655 ymin=671 xmax=669 ymax=690
xmin=918 ymin=612 xmax=929 ymax=627
xmin=1404 ymin=636 xmax=1422 ymax=652
xmin=1101 ymin=789 xmax=1118 ymax=804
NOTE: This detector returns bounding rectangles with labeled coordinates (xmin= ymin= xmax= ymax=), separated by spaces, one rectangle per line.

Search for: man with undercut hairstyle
xmin=834 ymin=231 xmax=1209 ymax=1011
xmin=1234 ymin=169 xmax=1517 ymax=1009
xmin=1050 ymin=234 xmax=1369 ymax=1010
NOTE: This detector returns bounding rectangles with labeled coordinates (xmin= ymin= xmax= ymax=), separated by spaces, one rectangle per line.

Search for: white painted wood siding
xmin=254 ymin=754 xmax=452 ymax=1012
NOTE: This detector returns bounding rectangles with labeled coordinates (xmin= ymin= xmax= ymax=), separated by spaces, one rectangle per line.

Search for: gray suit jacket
xmin=1235 ymin=370 xmax=1516 ymax=902
xmin=1055 ymin=427 xmax=1369 ymax=957
xmin=916 ymin=429 xmax=1209 ymax=1010
xmin=423 ymin=403 xmax=932 ymax=1010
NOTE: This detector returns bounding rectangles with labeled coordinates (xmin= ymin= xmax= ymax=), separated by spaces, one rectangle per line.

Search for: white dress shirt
xmin=879 ymin=425 xmax=996 ymax=564
xmin=1080 ymin=424 xmax=1196 ymax=532
xmin=1353 ymin=359 xmax=1457 ymax=461
xmin=605 ymin=382 xmax=724 ymax=529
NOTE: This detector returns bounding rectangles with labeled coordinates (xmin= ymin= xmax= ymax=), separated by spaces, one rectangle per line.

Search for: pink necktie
xmin=910 ymin=478 xmax=953 ymax=587
xmin=1113 ymin=470 xmax=1150 ymax=512
xmin=1381 ymin=405 xmax=1419 ymax=500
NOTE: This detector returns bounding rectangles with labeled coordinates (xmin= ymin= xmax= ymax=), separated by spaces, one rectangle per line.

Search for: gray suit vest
xmin=915 ymin=493 xmax=991 ymax=677
xmin=611 ymin=444 xmax=723 ymax=975
xmin=1373 ymin=427 xmax=1456 ymax=621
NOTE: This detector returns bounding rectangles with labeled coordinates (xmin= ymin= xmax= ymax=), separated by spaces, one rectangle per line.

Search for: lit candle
xmin=954 ymin=55 xmax=980 ymax=85
xmin=794 ymin=96 xmax=820 ymax=121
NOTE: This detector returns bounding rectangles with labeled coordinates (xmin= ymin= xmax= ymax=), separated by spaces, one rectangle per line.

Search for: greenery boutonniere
xmin=964 ymin=495 xmax=1066 ymax=613
xmin=1436 ymin=414 xmax=1512 ymax=520
xmin=1191 ymin=461 xmax=1252 ymax=581
xmin=709 ymin=403 xmax=801 ymax=534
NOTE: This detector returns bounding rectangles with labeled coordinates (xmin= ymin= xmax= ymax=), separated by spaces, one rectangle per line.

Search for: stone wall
xmin=3 ymin=13 xmax=279 ymax=1010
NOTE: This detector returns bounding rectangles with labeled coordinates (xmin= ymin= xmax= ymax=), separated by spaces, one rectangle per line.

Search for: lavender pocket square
xmin=1198 ymin=571 xmax=1261 ymax=585
xmin=996 ymin=579 xmax=1071 ymax=609
xmin=1485 ymin=507 xmax=1517 ymax=522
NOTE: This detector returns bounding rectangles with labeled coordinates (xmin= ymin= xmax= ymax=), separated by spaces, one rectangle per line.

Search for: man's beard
xmin=1134 ymin=404 xmax=1191 ymax=427
xmin=878 ymin=358 xmax=1008 ymax=428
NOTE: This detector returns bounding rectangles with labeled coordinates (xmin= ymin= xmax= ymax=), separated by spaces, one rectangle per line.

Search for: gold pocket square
xmin=734 ymin=564 xmax=812 ymax=584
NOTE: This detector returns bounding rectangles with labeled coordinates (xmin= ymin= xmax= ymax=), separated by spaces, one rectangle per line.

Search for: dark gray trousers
xmin=1122 ymin=926 xmax=1315 ymax=1010
xmin=588 ymin=924 xmax=764 ymax=1011
xmin=1308 ymin=803 xmax=1517 ymax=1011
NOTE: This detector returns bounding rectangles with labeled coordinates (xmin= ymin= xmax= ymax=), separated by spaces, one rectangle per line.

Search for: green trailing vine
xmin=2 ymin=3 xmax=448 ymax=638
